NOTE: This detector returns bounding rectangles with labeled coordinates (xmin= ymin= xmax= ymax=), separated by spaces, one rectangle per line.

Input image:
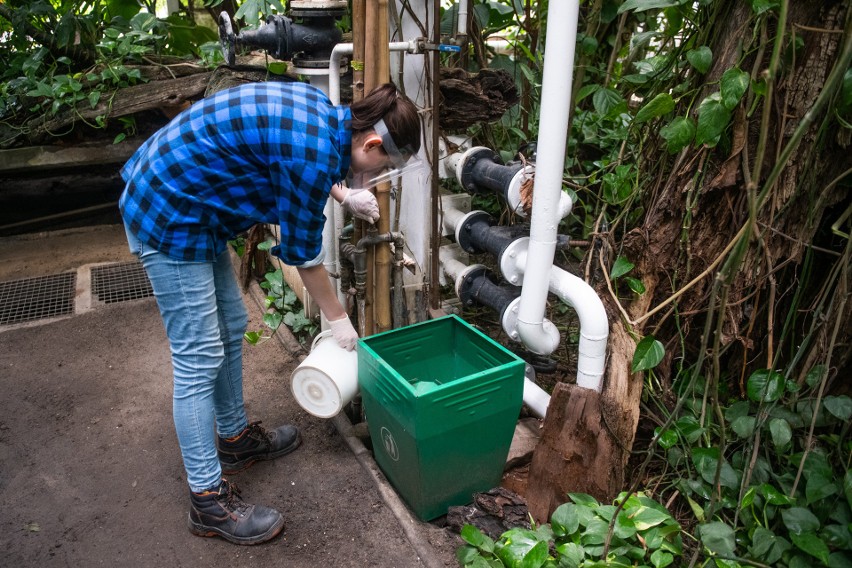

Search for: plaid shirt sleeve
xmin=119 ymin=81 xmax=352 ymax=265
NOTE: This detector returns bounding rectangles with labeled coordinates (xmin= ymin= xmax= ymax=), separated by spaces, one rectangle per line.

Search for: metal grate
xmin=0 ymin=272 xmax=76 ymax=326
xmin=91 ymin=261 xmax=153 ymax=304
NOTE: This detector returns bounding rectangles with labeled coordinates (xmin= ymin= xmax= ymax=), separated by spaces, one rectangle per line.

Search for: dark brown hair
xmin=350 ymin=83 xmax=421 ymax=157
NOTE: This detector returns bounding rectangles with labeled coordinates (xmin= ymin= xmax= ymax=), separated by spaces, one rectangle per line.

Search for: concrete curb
xmin=242 ymin=270 xmax=450 ymax=568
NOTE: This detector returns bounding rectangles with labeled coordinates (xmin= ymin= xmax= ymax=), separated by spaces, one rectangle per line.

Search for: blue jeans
xmin=124 ymin=222 xmax=249 ymax=492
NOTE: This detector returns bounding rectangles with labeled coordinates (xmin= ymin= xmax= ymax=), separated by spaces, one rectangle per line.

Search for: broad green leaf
xmin=699 ymin=521 xmax=736 ymax=555
xmin=730 ymin=415 xmax=756 ymax=438
xmin=555 ymin=542 xmax=584 ymax=566
xmin=750 ymin=527 xmax=776 ymax=557
xmin=823 ymin=395 xmax=852 ymax=420
xmin=593 ymin=88 xmax=625 ymax=116
xmin=617 ymin=0 xmax=682 ymax=14
xmin=634 ymin=93 xmax=675 ymax=124
xmin=551 ymin=503 xmax=580 ymax=537
xmin=631 ymin=506 xmax=672 ymax=530
xmin=695 ymin=93 xmax=731 ymax=147
xmin=747 ymin=369 xmax=785 ymax=402
xmin=805 ymin=474 xmax=838 ymax=505
xmin=790 ymin=532 xmax=830 ymax=565
xmin=687 ymin=46 xmax=713 ymax=74
xmin=461 ymin=524 xmax=495 ymax=552
xmin=568 ymin=493 xmax=599 ymax=508
xmin=686 ymin=495 xmax=705 ymax=521
xmin=632 ymin=335 xmax=665 ymax=373
xmin=769 ymin=418 xmax=792 ymax=447
xmin=781 ymin=507 xmax=820 ymax=535
xmin=495 ymin=528 xmax=544 ymax=567
xmin=625 ymin=277 xmax=646 ymax=295
xmin=651 ymin=549 xmax=674 ymax=568
xmin=692 ymin=447 xmax=739 ymax=489
xmin=576 ymin=83 xmax=600 ymax=102
xmin=720 ymin=67 xmax=750 ymax=110
xmin=263 ymin=312 xmax=283 ymax=330
xmin=243 ymin=331 xmax=263 ymax=344
xmin=760 ymin=483 xmax=791 ymax=506
xmin=654 ymin=427 xmax=678 ymax=449
xmin=660 ymin=116 xmax=696 ymax=154
xmin=805 ymin=364 xmax=826 ymax=388
xmin=610 ymin=256 xmax=635 ymax=279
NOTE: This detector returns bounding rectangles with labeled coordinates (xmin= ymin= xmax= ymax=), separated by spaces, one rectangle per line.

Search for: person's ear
xmin=362 ymin=134 xmax=383 ymax=152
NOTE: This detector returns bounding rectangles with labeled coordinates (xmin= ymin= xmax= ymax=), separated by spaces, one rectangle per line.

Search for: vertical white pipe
xmin=515 ymin=0 xmax=580 ymax=354
xmin=457 ymin=0 xmax=469 ymax=37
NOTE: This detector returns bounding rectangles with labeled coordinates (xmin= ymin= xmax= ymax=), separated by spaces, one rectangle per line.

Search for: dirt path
xmin=0 ymin=225 xmax=459 ymax=567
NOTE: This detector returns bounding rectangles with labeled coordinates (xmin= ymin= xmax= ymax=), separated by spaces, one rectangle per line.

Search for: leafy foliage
xmin=457 ymin=492 xmax=682 ymax=568
xmin=0 ymin=0 xmax=218 ymax=140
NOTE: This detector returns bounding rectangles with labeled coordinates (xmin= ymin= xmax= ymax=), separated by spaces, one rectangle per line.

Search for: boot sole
xmin=220 ymin=432 xmax=303 ymax=475
xmin=187 ymin=513 xmax=285 ymax=545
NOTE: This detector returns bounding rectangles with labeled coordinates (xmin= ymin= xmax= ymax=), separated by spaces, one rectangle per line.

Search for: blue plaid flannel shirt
xmin=119 ymin=81 xmax=352 ymax=265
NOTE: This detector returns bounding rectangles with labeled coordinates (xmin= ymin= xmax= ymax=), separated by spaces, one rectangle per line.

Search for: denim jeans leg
xmin=210 ymin=249 xmax=249 ymax=438
xmin=124 ymin=224 xmax=227 ymax=492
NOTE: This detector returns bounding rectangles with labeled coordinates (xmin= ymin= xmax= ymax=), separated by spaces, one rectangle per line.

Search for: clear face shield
xmin=346 ymin=118 xmax=424 ymax=191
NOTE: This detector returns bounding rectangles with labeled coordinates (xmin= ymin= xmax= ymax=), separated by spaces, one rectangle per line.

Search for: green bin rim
xmin=356 ymin=314 xmax=524 ymax=395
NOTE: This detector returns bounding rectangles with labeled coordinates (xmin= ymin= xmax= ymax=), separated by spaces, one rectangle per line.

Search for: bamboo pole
xmin=373 ymin=0 xmax=393 ymax=333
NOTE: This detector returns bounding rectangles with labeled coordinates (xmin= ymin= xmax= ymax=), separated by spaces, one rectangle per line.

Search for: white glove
xmin=341 ymin=188 xmax=380 ymax=223
xmin=328 ymin=315 xmax=359 ymax=351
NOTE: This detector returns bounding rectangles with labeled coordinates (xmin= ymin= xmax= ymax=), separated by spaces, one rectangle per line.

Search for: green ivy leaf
xmin=685 ymin=494 xmax=705 ymax=522
xmin=631 ymin=506 xmax=672 ymax=531
xmin=699 ymin=521 xmax=736 ymax=555
xmin=651 ymin=549 xmax=674 ymax=568
xmin=720 ymin=67 xmax=750 ymax=110
xmin=687 ymin=46 xmax=713 ymax=74
xmin=805 ymin=474 xmax=838 ymax=505
xmin=263 ymin=311 xmax=283 ymax=330
xmin=634 ymin=93 xmax=675 ymax=124
xmin=660 ymin=116 xmax=696 ymax=154
xmin=695 ymin=93 xmax=731 ymax=147
xmin=692 ymin=447 xmax=739 ymax=489
xmin=617 ymin=0 xmax=682 ymax=15
xmin=768 ymin=418 xmax=792 ymax=447
xmin=461 ymin=524 xmax=495 ymax=553
xmin=551 ymin=503 xmax=580 ymax=537
xmin=610 ymin=256 xmax=635 ymax=279
xmin=730 ymin=415 xmax=756 ymax=438
xmin=746 ymin=369 xmax=785 ymax=402
xmin=789 ymin=532 xmax=830 ymax=565
xmin=632 ymin=335 xmax=665 ymax=373
xmin=625 ymin=277 xmax=646 ymax=295
xmin=555 ymin=542 xmax=584 ymax=566
xmin=654 ymin=427 xmax=678 ymax=449
xmin=593 ymin=88 xmax=625 ymax=116
xmin=805 ymin=365 xmax=826 ymax=388
xmin=243 ymin=330 xmax=263 ymax=344
xmin=823 ymin=395 xmax=852 ymax=421
xmin=750 ymin=0 xmax=779 ymax=15
xmin=781 ymin=507 xmax=820 ymax=535
xmin=760 ymin=483 xmax=794 ymax=505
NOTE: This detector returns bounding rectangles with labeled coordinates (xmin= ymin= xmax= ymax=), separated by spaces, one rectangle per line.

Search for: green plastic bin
xmin=357 ymin=315 xmax=525 ymax=521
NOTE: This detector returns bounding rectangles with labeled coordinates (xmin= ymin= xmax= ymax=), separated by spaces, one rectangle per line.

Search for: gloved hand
xmin=341 ymin=188 xmax=380 ymax=224
xmin=328 ymin=315 xmax=359 ymax=351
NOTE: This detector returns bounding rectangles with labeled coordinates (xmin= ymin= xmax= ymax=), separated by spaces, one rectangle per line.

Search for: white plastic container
xmin=290 ymin=330 xmax=358 ymax=418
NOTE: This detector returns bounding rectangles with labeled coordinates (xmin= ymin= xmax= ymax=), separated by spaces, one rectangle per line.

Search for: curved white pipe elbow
xmin=548 ymin=266 xmax=608 ymax=392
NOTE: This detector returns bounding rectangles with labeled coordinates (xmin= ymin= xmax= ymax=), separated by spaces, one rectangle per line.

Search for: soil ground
xmin=0 ymin=224 xmax=461 ymax=567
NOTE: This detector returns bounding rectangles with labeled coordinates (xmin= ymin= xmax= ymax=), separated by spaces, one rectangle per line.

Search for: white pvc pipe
xmin=328 ymin=41 xmax=416 ymax=106
xmin=548 ymin=266 xmax=608 ymax=391
xmin=515 ymin=0 xmax=580 ymax=355
xmin=457 ymin=0 xmax=469 ymax=37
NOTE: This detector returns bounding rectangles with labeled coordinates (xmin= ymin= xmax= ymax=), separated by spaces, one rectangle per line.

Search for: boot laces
xmin=218 ymin=480 xmax=250 ymax=515
xmin=245 ymin=421 xmax=273 ymax=445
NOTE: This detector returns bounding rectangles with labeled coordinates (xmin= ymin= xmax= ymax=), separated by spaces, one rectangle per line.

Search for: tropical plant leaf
xmin=634 ymin=93 xmax=675 ymax=124
xmin=632 ymin=335 xmax=665 ymax=372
